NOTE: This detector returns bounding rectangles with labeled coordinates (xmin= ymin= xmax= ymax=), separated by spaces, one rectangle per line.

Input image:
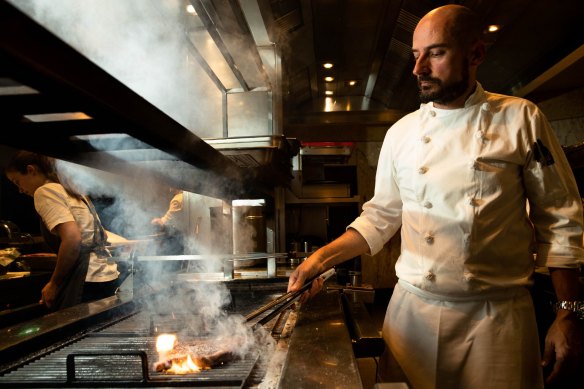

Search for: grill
xmin=0 ymin=277 xmax=295 ymax=388
xmin=0 ymin=320 xmax=258 ymax=387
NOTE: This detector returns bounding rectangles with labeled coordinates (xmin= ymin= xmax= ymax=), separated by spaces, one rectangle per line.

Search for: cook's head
xmin=5 ymin=150 xmax=58 ymax=196
xmin=412 ymin=4 xmax=486 ymax=108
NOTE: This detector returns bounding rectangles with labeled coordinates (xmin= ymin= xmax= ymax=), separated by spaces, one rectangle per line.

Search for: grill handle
xmin=66 ymin=351 xmax=150 ymax=384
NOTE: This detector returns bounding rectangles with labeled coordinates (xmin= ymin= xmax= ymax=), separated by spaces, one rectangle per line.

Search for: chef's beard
xmin=418 ymin=63 xmax=470 ymax=105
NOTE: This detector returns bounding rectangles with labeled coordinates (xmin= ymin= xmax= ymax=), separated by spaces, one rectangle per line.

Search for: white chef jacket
xmin=350 ymin=82 xmax=584 ymax=297
xmin=35 ymin=183 xmax=119 ymax=282
xmin=350 ymin=83 xmax=583 ymax=388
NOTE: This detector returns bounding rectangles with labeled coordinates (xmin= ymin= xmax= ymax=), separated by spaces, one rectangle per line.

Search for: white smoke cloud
xmin=9 ymin=0 xmax=223 ymax=138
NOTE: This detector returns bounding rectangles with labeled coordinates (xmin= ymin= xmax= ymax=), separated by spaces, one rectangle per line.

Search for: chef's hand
xmin=541 ymin=310 xmax=583 ymax=385
xmin=40 ymin=281 xmax=59 ymax=309
xmin=287 ymin=255 xmax=325 ymax=303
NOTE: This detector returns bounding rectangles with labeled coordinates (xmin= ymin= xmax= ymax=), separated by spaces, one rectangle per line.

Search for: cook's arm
xmin=41 ymin=221 xmax=82 ymax=308
xmin=542 ymin=267 xmax=583 ymax=384
xmin=287 ymin=228 xmax=369 ymax=299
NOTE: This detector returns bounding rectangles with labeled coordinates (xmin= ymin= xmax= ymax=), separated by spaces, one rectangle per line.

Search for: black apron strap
xmin=80 ymin=196 xmax=110 ymax=258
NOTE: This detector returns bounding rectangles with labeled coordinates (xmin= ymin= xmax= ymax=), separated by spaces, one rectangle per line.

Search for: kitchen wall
xmin=538 ymin=86 xmax=584 ymax=146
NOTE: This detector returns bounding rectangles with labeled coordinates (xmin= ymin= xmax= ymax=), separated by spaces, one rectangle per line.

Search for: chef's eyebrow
xmin=412 ymin=43 xmax=449 ymax=54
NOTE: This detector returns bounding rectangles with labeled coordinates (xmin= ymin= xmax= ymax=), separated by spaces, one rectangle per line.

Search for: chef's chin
xmin=419 ymin=79 xmax=469 ymax=105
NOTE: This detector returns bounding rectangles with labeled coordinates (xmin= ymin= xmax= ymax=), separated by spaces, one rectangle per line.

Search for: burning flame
xmin=165 ymin=354 xmax=201 ymax=374
xmin=155 ymin=333 xmax=203 ymax=374
xmin=156 ymin=334 xmax=177 ymax=354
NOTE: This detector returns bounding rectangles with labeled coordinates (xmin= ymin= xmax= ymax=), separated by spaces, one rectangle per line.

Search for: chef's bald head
xmin=417 ymin=5 xmax=484 ymax=50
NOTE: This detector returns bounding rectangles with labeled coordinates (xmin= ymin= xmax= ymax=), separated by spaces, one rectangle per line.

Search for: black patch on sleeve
xmin=532 ymin=139 xmax=555 ymax=166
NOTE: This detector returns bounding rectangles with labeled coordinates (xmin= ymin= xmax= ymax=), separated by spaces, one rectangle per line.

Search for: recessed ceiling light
xmin=325 ymin=90 xmax=333 ymax=95
xmin=324 ymin=76 xmax=334 ymax=82
xmin=348 ymin=80 xmax=357 ymax=86
xmin=487 ymin=25 xmax=500 ymax=32
xmin=323 ymin=63 xmax=334 ymax=69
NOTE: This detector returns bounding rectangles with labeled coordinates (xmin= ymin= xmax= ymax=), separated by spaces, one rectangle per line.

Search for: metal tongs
xmin=244 ymin=268 xmax=336 ymax=328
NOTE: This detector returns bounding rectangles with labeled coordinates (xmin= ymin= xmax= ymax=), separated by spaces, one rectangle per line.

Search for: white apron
xmin=380 ymin=281 xmax=544 ymax=389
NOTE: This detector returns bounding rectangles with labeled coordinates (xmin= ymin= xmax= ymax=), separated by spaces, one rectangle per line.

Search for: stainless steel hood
xmin=0 ymin=0 xmax=290 ymax=199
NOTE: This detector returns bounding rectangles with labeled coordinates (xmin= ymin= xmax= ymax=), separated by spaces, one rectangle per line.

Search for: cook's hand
xmin=541 ymin=311 xmax=583 ymax=385
xmin=40 ymin=281 xmax=59 ymax=309
xmin=287 ymin=255 xmax=325 ymax=303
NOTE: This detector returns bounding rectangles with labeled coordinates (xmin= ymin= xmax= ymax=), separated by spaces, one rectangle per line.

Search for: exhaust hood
xmin=0 ymin=0 xmax=289 ymax=199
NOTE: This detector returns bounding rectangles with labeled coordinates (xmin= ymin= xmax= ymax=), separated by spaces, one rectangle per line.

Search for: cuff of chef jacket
xmin=347 ymin=219 xmax=385 ymax=256
xmin=535 ymin=244 xmax=584 ymax=268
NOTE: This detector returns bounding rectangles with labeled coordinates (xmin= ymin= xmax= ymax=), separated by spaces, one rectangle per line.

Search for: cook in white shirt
xmin=288 ymin=5 xmax=583 ymax=388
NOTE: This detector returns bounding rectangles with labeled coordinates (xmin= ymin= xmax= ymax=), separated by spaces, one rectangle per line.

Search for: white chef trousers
xmin=379 ymin=281 xmax=544 ymax=389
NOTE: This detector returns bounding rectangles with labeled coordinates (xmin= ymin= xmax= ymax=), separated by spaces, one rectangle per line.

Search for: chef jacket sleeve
xmin=349 ymin=129 xmax=404 ymax=255
xmin=522 ymin=103 xmax=584 ymax=268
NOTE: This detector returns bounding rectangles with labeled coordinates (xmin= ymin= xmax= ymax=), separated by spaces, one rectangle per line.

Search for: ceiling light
xmin=324 ymin=76 xmax=334 ymax=82
xmin=325 ymin=90 xmax=333 ymax=95
xmin=323 ymin=63 xmax=334 ymax=69
xmin=487 ymin=25 xmax=500 ymax=33
xmin=186 ymin=4 xmax=197 ymax=14
xmin=348 ymin=80 xmax=357 ymax=86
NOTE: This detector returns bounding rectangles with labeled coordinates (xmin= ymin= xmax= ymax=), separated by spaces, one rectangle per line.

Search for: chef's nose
xmin=413 ymin=54 xmax=429 ymax=77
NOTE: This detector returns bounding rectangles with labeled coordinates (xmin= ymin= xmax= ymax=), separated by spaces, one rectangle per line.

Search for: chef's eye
xmin=430 ymin=50 xmax=444 ymax=57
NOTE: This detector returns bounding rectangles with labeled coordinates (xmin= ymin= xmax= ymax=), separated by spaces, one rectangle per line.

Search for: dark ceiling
xmin=268 ymin=0 xmax=584 ymax=140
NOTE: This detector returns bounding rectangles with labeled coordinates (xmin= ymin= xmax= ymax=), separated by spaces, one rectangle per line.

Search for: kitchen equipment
xmin=232 ymin=201 xmax=267 ymax=268
xmin=348 ymin=271 xmax=362 ymax=287
xmin=0 ymin=221 xmax=19 ymax=241
xmin=17 ymin=253 xmax=57 ymax=272
xmin=0 ymin=278 xmax=288 ymax=387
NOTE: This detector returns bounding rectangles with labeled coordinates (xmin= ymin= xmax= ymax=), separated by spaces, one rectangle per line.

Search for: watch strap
xmin=553 ymin=301 xmax=584 ymax=320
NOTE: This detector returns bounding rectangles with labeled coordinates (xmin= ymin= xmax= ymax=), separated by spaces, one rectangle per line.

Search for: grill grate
xmin=0 ymin=335 xmax=257 ymax=387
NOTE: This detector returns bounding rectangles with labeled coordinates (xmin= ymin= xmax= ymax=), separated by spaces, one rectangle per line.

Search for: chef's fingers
xmin=310 ymin=277 xmax=325 ymax=296
xmin=544 ymin=358 xmax=562 ymax=385
xmin=287 ymin=268 xmax=305 ymax=293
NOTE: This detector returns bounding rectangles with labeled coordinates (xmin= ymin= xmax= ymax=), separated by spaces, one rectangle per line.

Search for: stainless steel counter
xmin=278 ymin=289 xmax=363 ymax=388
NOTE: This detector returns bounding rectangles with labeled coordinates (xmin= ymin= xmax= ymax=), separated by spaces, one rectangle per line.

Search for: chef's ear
xmin=469 ymin=40 xmax=485 ymax=66
xmin=26 ymin=164 xmax=37 ymax=175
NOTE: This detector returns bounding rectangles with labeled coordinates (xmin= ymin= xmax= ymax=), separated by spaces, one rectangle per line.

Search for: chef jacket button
xmin=469 ymin=198 xmax=477 ymax=206
xmin=418 ymin=166 xmax=428 ymax=174
xmin=429 ymin=110 xmax=436 ymax=117
xmin=425 ymin=271 xmax=435 ymax=280
xmin=423 ymin=201 xmax=432 ymax=209
xmin=421 ymin=136 xmax=431 ymax=144
xmin=463 ymin=272 xmax=474 ymax=281
xmin=424 ymin=234 xmax=434 ymax=244
xmin=475 ymin=130 xmax=485 ymax=140
xmin=481 ymin=102 xmax=490 ymax=112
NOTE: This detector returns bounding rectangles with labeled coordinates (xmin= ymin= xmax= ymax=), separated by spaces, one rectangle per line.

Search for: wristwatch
xmin=553 ymin=301 xmax=584 ymax=320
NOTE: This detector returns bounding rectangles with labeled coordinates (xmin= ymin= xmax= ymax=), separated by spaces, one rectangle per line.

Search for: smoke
xmin=9 ymin=0 xmax=223 ymax=138
xmin=54 ymin=159 xmax=162 ymax=238
xmin=9 ymin=0 xmax=279 ymax=374
xmin=147 ymin=279 xmax=276 ymax=368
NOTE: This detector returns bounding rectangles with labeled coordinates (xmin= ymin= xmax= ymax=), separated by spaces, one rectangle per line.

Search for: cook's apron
xmin=40 ymin=196 xmax=109 ymax=310
xmin=379 ymin=280 xmax=544 ymax=389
